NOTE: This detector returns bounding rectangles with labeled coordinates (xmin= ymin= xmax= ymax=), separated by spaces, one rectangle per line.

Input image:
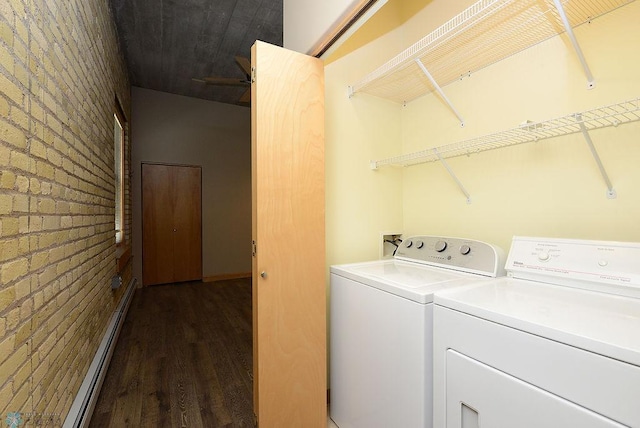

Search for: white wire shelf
xmin=370 ymin=98 xmax=640 ymax=169
xmin=350 ymin=0 xmax=634 ymax=104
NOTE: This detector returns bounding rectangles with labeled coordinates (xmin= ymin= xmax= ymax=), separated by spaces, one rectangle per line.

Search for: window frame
xmin=114 ymin=106 xmax=126 ymax=246
xmin=114 ymin=99 xmax=132 ymax=274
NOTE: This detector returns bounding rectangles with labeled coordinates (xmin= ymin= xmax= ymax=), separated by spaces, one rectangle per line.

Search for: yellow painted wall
xmin=325 ymin=0 xmax=640 ymax=262
xmin=324 ymin=2 xmax=406 ymax=268
xmin=400 ymin=1 xmax=640 ymax=253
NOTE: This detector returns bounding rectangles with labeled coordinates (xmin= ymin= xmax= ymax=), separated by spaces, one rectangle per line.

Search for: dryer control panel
xmin=395 ymin=236 xmax=505 ymax=277
xmin=506 ymin=236 xmax=640 ymax=298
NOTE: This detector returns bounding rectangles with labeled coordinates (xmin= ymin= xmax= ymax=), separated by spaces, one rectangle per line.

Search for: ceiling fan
xmin=193 ymin=56 xmax=252 ymax=105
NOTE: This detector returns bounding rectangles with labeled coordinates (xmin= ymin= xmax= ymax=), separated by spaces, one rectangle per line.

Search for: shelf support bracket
xmin=576 ymin=114 xmax=616 ymax=199
xmin=415 ymin=59 xmax=465 ymax=127
xmin=434 ymin=149 xmax=472 ymax=204
xmin=552 ymin=0 xmax=595 ymax=89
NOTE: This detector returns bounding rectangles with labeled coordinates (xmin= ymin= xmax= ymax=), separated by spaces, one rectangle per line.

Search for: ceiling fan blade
xmin=194 ymin=76 xmax=249 ymax=86
xmin=235 ymin=56 xmax=251 ymax=76
xmin=238 ymin=88 xmax=251 ymax=104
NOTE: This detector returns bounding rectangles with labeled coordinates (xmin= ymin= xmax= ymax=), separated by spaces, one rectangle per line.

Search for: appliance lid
xmin=331 ymin=259 xmax=492 ymax=304
xmin=348 ymin=260 xmax=468 ymax=287
xmin=434 ymin=277 xmax=640 ymax=366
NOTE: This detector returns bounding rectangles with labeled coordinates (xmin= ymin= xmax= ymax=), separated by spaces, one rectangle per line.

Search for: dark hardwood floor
xmin=90 ymin=279 xmax=254 ymax=428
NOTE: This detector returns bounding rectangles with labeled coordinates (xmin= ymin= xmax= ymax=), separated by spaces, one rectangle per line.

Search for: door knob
xmin=260 ymin=271 xmax=267 ymax=278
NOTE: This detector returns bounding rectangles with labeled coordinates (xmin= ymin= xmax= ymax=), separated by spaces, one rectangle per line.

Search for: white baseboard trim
xmin=63 ymin=278 xmax=137 ymax=428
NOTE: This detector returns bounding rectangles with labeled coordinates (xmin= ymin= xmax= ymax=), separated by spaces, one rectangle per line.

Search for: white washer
xmin=433 ymin=236 xmax=640 ymax=428
xmin=330 ymin=235 xmax=505 ymax=428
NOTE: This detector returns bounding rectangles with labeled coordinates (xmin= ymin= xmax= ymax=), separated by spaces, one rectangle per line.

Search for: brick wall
xmin=0 ymin=0 xmax=131 ymax=423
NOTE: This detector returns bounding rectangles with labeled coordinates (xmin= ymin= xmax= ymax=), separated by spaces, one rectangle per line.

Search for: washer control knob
xmin=598 ymin=259 xmax=608 ymax=267
xmin=416 ymin=240 xmax=424 ymax=249
xmin=435 ymin=240 xmax=447 ymax=252
xmin=405 ymin=240 xmax=413 ymax=248
xmin=460 ymin=245 xmax=471 ymax=255
xmin=538 ymin=252 xmax=550 ymax=261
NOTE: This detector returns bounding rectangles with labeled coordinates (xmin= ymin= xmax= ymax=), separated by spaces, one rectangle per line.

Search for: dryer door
xmin=445 ymin=350 xmax=625 ymax=428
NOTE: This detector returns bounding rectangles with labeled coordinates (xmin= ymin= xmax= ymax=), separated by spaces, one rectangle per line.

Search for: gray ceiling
xmin=109 ymin=0 xmax=283 ymax=107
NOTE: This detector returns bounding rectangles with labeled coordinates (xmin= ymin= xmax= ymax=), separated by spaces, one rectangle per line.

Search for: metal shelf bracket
xmin=552 ymin=0 xmax=596 ymax=89
xmin=434 ymin=149 xmax=472 ymax=204
xmin=575 ymin=114 xmax=616 ymax=199
xmin=415 ymin=59 xmax=465 ymax=127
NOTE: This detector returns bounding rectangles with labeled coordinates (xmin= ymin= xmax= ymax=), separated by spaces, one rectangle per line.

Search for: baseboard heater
xmin=63 ymin=278 xmax=137 ymax=428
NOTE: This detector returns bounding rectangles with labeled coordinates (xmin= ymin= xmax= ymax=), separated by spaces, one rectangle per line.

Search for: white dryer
xmin=433 ymin=236 xmax=640 ymax=428
xmin=330 ymin=236 xmax=504 ymax=428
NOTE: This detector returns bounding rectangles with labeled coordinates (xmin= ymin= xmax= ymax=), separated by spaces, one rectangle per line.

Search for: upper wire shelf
xmin=350 ymin=0 xmax=634 ymax=104
xmin=370 ymin=98 xmax=640 ymax=169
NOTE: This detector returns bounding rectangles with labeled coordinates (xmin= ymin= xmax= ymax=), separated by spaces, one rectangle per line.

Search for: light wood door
xmin=142 ymin=163 xmax=202 ymax=285
xmin=251 ymin=41 xmax=326 ymax=427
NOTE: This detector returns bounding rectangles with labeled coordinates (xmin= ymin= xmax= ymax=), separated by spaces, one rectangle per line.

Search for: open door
xmin=251 ymin=41 xmax=326 ymax=427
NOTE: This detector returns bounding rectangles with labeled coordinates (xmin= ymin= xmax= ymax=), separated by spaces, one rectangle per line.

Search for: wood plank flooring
xmin=90 ymin=279 xmax=254 ymax=428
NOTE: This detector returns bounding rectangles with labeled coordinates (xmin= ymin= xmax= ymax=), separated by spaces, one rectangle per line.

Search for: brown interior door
xmin=251 ymin=41 xmax=326 ymax=427
xmin=142 ymin=163 xmax=202 ymax=285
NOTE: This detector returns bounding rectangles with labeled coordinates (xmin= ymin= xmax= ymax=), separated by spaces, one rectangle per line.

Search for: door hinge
xmin=252 ymin=240 xmax=256 ymax=257
xmin=251 ymin=66 xmax=256 ymax=83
